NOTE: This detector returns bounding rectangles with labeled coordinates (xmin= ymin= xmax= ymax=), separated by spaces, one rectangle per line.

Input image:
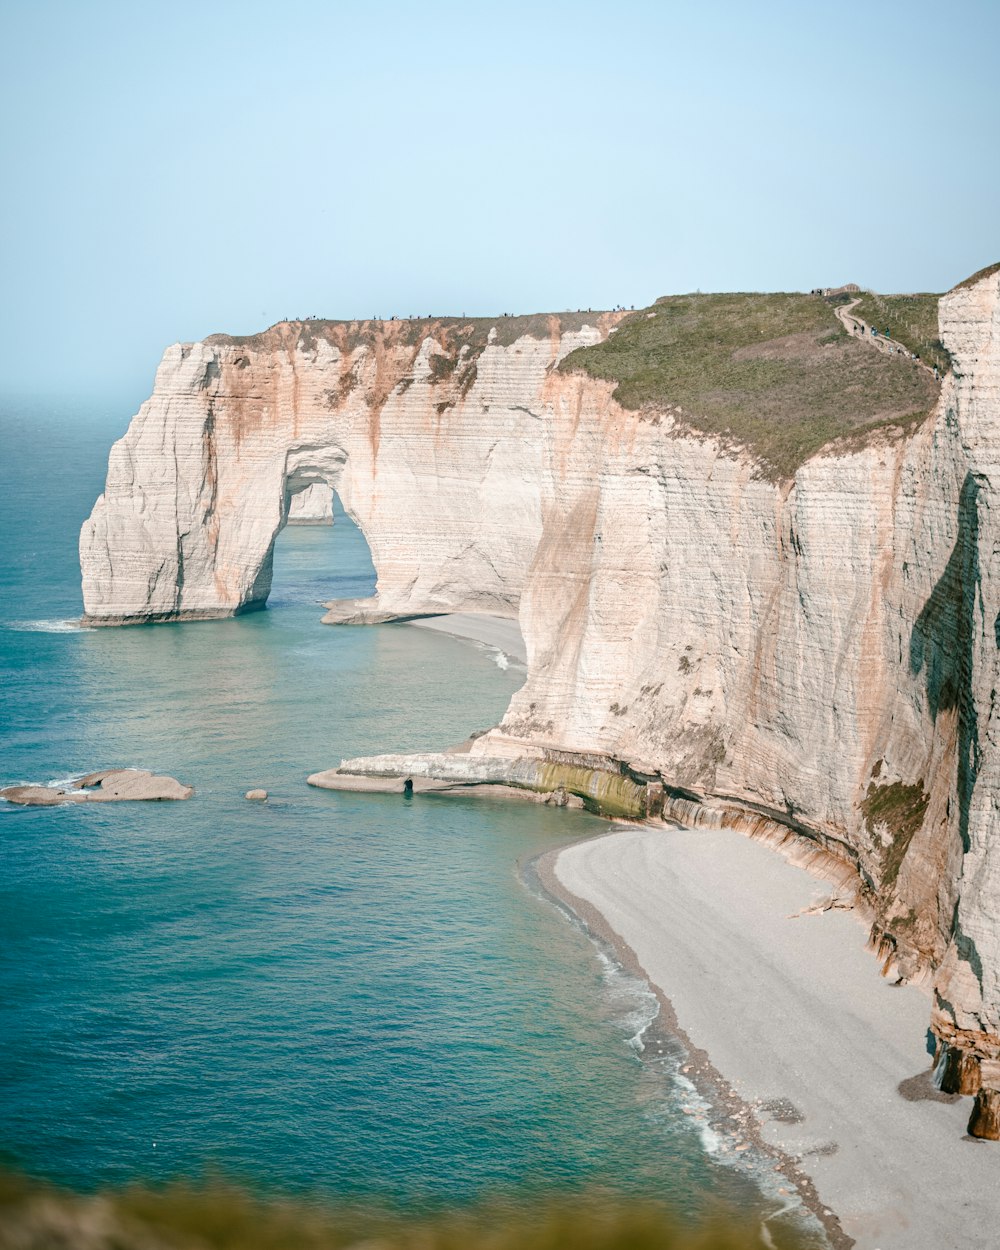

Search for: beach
xmin=409 ymin=613 xmax=527 ymax=663
xmin=550 ymin=823 xmax=999 ymax=1250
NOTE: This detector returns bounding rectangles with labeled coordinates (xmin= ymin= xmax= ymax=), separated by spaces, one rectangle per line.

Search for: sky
xmin=1 ymin=0 xmax=998 ymax=408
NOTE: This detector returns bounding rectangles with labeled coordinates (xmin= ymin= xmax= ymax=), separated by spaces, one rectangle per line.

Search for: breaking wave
xmin=5 ymin=618 xmax=93 ymax=633
xmin=593 ymin=944 xmax=660 ymax=1053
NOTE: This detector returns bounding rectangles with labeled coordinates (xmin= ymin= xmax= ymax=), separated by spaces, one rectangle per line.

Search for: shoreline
xmin=408 ymin=613 xmax=527 ymax=663
xmin=533 ymin=839 xmax=850 ymax=1250
xmin=547 ymin=823 xmax=999 ymax=1250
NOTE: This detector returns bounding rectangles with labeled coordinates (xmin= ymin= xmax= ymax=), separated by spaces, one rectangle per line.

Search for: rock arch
xmin=79 ymin=318 xmax=607 ymax=626
xmin=80 ymin=335 xmax=365 ymax=624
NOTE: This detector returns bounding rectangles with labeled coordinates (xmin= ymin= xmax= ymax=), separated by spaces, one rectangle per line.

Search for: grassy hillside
xmin=846 ymin=291 xmax=950 ymax=374
xmin=559 ymin=291 xmax=940 ymax=479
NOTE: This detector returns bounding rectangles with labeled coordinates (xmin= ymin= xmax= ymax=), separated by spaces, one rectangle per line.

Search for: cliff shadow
xmin=909 ymin=471 xmax=984 ymax=987
xmin=909 ymin=472 xmax=981 ymax=853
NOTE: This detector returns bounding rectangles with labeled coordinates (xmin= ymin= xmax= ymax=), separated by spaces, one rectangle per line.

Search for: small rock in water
xmin=245 ymin=789 xmax=268 ymax=801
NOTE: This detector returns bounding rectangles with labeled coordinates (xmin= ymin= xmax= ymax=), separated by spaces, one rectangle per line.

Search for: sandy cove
xmin=340 ymin=613 xmax=998 ymax=1242
xmin=408 ymin=613 xmax=527 ymax=663
xmin=549 ymin=823 xmax=999 ymax=1250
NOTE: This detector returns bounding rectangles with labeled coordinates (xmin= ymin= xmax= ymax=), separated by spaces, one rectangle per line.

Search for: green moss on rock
xmin=536 ymin=762 xmax=647 ymax=819
xmin=860 ymin=779 xmax=930 ymax=887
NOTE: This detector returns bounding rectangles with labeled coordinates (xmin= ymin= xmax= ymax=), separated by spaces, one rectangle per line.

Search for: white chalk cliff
xmin=82 ymin=272 xmax=1000 ymax=1133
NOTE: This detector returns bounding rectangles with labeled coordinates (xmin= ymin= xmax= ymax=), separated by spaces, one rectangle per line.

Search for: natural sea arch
xmin=270 ymin=480 xmax=376 ymax=609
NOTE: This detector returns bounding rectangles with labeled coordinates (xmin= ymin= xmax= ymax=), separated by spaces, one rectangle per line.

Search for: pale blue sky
xmin=1 ymin=0 xmax=997 ymax=406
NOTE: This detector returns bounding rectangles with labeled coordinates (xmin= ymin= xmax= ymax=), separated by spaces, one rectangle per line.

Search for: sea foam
xmin=5 ymin=618 xmax=93 ymax=633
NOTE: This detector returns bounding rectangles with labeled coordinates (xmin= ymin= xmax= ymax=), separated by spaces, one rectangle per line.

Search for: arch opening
xmin=267 ymin=473 xmax=376 ymax=612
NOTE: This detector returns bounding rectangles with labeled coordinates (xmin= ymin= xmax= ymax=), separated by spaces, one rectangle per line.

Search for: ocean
xmin=0 ymin=398 xmax=800 ymax=1231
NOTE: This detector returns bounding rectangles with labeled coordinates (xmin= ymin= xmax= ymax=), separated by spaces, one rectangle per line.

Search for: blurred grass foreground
xmin=0 ymin=1173 xmax=811 ymax=1250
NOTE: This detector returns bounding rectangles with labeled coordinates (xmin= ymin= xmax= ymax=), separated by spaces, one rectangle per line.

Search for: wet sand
xmin=409 ymin=613 xmax=526 ymax=662
xmin=550 ymin=823 xmax=999 ymax=1250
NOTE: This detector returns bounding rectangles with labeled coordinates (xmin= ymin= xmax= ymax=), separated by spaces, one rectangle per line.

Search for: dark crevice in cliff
xmin=910 ymin=472 xmax=982 ymax=857
xmin=910 ymin=471 xmax=986 ymax=991
xmin=953 ymin=900 xmax=985 ymax=990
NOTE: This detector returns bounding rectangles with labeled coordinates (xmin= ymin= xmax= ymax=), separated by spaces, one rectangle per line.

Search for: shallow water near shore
xmin=1 ymin=400 xmax=811 ymax=1236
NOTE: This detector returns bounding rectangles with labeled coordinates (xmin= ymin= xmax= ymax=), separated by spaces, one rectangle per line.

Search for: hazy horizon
xmin=2 ymin=0 xmax=997 ymax=410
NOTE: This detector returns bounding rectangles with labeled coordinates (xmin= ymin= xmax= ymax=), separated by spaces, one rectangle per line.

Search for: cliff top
xmin=559 ymin=290 xmax=942 ymax=479
xmin=206 ymin=271 xmax=1000 ymax=481
xmin=950 ymin=261 xmax=1000 ymax=292
xmin=206 ymin=309 xmax=618 ymax=354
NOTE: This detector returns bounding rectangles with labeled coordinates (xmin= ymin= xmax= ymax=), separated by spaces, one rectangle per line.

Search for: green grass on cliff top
xmin=559 ymin=291 xmax=941 ymax=479
xmin=846 ymin=290 xmax=950 ymax=373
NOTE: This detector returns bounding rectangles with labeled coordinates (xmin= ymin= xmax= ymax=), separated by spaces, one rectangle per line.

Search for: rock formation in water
xmin=287 ymin=482 xmax=333 ymax=524
xmin=82 ymin=268 xmax=1000 ymax=1134
xmin=1 ymin=769 xmax=194 ymax=804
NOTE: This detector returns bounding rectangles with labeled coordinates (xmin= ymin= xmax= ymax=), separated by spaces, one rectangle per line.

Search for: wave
xmin=4 ymin=618 xmax=93 ymax=633
xmin=526 ymin=855 xmax=820 ymax=1239
xmin=671 ymin=1074 xmax=817 ymax=1244
xmin=593 ymin=945 xmax=660 ymax=1052
xmin=672 ymin=1071 xmax=724 ymax=1156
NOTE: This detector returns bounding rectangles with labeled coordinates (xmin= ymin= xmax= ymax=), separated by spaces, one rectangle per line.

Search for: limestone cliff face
xmin=82 ymin=274 xmax=1000 ymax=1109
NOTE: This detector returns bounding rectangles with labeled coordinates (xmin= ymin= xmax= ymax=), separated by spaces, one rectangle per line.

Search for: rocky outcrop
xmin=1 ymin=769 xmax=194 ymax=804
xmin=308 ymin=752 xmax=641 ymax=814
xmin=82 ymin=272 xmax=1000 ymax=1133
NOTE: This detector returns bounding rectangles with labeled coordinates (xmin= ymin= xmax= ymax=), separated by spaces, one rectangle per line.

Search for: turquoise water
xmin=0 ymin=400 xmax=780 ymax=1223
